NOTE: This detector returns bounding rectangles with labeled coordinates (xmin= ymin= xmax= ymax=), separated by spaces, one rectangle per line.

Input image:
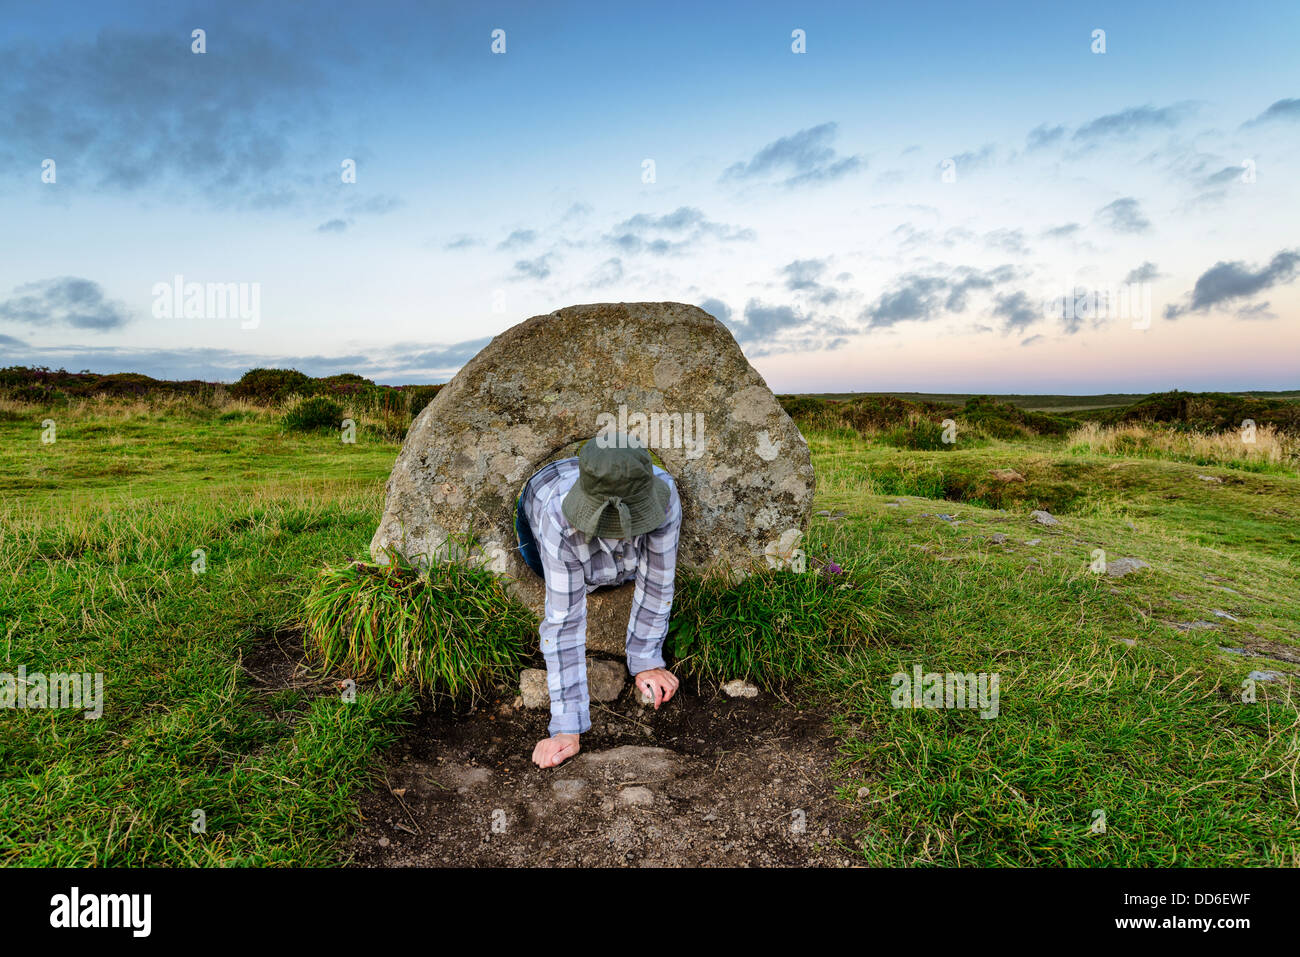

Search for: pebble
xmin=551 ymin=779 xmax=586 ymax=801
xmin=618 ymin=786 xmax=655 ymax=807
xmin=522 ymin=660 xmax=626 ymax=707
xmin=519 ymin=669 xmax=549 ymax=709
xmin=587 ymin=657 xmax=626 ymax=702
xmin=721 ymin=679 xmax=759 ymax=699
xmin=1106 ymin=557 xmax=1150 ymax=578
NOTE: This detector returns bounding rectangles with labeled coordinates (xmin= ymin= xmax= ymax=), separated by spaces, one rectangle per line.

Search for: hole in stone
xmin=512 ymin=436 xmax=673 ymax=587
xmin=533 ymin=436 xmax=666 ymax=472
xmin=514 ymin=435 xmax=667 ymax=515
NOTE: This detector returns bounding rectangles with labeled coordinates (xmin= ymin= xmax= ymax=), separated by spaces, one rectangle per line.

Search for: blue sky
xmin=2 ymin=0 xmax=1297 ymax=392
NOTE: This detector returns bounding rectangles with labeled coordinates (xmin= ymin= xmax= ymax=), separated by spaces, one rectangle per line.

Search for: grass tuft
xmin=302 ymin=552 xmax=534 ymax=703
xmin=667 ymin=561 xmax=897 ymax=687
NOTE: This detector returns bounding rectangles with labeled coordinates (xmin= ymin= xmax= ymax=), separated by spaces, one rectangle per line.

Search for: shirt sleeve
xmin=624 ymin=481 xmax=682 ymax=675
xmin=537 ymin=508 xmax=592 ymax=736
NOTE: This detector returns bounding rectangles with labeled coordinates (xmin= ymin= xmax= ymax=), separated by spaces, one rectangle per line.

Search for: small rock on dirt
xmin=576 ymin=745 xmax=681 ymax=781
xmin=523 ymin=661 xmax=626 ymax=707
xmin=519 ymin=669 xmax=549 ymax=708
xmin=1197 ymin=474 xmax=1223 ymax=483
xmin=1030 ymin=509 xmax=1060 ymax=526
xmin=618 ymin=786 xmax=655 ymax=807
xmin=587 ymin=657 xmax=626 ymax=702
xmin=989 ymin=533 xmax=1008 ymax=544
xmin=721 ymin=679 xmax=759 ymax=699
xmin=551 ymin=779 xmax=586 ymax=801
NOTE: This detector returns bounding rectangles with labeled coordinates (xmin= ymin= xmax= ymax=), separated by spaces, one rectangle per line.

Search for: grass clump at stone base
xmin=303 ymin=553 xmax=534 ymax=702
xmin=666 ymin=560 xmax=899 ymax=688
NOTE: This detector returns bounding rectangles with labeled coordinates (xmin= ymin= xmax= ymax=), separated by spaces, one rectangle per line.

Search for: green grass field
xmin=2 ymin=396 xmax=1297 ymax=865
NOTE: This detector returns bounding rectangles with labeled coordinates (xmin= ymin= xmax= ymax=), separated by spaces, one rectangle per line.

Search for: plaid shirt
xmin=521 ymin=457 xmax=682 ymax=735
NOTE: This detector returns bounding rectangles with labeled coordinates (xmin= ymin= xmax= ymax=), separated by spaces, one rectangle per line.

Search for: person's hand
xmin=634 ymin=668 xmax=679 ymax=710
xmin=532 ymin=733 xmax=580 ymax=768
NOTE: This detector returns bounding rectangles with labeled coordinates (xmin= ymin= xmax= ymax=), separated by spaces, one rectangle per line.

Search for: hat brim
xmin=561 ymin=475 xmax=671 ymax=539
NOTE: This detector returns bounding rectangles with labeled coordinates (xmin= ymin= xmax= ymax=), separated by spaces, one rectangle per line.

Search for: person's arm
xmin=537 ymin=513 xmax=592 ymax=736
xmin=625 ymin=483 xmax=683 ymax=675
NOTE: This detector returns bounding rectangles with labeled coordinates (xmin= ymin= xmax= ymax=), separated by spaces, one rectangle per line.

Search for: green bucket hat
xmin=561 ymin=436 xmax=671 ymax=539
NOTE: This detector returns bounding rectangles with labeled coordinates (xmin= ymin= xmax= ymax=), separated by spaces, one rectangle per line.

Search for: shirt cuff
xmin=626 ymin=650 xmax=667 ymax=675
xmin=548 ymin=711 xmax=591 ymax=736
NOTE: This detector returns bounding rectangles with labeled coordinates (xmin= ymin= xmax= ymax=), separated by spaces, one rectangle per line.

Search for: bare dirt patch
xmin=343 ymin=664 xmax=860 ymax=867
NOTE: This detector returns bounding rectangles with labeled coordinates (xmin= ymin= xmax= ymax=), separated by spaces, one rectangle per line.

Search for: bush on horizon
xmin=285 ymin=396 xmax=345 ymax=432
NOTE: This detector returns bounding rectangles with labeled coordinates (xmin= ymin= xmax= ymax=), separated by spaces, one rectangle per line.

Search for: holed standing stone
xmin=369 ymin=302 xmax=815 ymax=655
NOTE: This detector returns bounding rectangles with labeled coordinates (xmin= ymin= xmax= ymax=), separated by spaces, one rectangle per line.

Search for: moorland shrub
xmin=230 ymin=367 xmax=314 ymax=402
xmin=285 ymin=396 xmax=345 ymax=431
